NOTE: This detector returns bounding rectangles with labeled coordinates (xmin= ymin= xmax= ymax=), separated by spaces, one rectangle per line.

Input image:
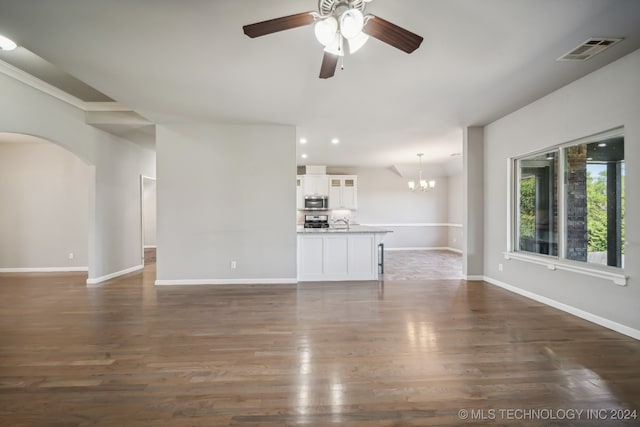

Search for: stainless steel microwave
xmin=304 ymin=195 xmax=328 ymax=210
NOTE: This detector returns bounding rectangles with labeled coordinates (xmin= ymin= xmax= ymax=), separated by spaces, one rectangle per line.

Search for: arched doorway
xmin=0 ymin=132 xmax=93 ymax=274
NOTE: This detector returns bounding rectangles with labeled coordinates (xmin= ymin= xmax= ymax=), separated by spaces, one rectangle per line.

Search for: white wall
xmin=0 ymin=140 xmax=90 ymax=270
xmin=464 ymin=127 xmax=484 ymax=276
xmin=447 ymin=173 xmax=463 ymax=251
xmin=90 ymin=133 xmax=155 ymax=280
xmin=143 ymin=178 xmax=156 ymax=247
xmin=156 ymin=123 xmax=296 ymax=283
xmin=0 ymin=72 xmax=155 ymax=281
xmin=327 ymin=166 xmax=454 ymax=249
xmin=483 ymin=49 xmax=640 ymax=332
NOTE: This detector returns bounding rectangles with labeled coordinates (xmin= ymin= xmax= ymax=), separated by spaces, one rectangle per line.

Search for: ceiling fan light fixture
xmin=348 ymin=31 xmax=369 ymax=53
xmin=0 ymin=34 xmax=17 ymax=51
xmin=324 ymin=35 xmax=344 ymax=56
xmin=314 ymin=17 xmax=338 ymax=46
xmin=242 ymin=1 xmax=424 ymax=79
xmin=339 ymin=9 xmax=364 ymax=40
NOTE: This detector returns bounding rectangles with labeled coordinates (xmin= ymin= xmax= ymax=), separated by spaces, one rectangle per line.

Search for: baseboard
xmin=0 ymin=266 xmax=88 ymax=273
xmin=361 ymin=223 xmax=463 ymax=228
xmin=463 ymin=275 xmax=484 ymax=281
xmin=155 ymin=278 xmax=298 ymax=286
xmin=143 ymin=245 xmax=157 ymax=249
xmin=385 ymin=247 xmax=462 ymax=252
xmin=483 ymin=276 xmax=640 ymax=341
xmin=86 ymin=264 xmax=143 ymax=286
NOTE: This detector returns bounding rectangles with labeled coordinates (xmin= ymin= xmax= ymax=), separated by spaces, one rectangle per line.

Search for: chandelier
xmin=408 ymin=153 xmax=436 ymax=191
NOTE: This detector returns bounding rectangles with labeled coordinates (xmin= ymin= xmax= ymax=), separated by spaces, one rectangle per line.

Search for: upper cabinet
xmin=302 ymin=175 xmax=329 ymax=196
xmin=297 ymin=174 xmax=357 ymax=210
xmin=296 ymin=176 xmax=304 ymax=210
xmin=329 ymin=175 xmax=357 ymax=210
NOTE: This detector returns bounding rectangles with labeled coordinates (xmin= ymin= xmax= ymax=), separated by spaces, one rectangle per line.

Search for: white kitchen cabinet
xmin=299 ymin=235 xmax=324 ymax=279
xmin=302 ymin=175 xmax=329 ymax=196
xmin=324 ymin=236 xmax=349 ymax=278
xmin=297 ymin=227 xmax=389 ymax=281
xmin=299 ymin=233 xmax=373 ymax=280
xmin=328 ymin=175 xmax=357 ymax=210
xmin=296 ymin=175 xmax=304 ymax=210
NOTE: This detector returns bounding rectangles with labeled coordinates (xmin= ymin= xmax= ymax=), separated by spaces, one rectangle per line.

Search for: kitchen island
xmin=297 ymin=225 xmax=391 ymax=281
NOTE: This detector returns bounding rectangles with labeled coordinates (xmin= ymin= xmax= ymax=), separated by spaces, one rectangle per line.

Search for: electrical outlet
xmin=230 ymin=261 xmax=237 ymax=269
xmin=498 ymin=263 xmax=503 ymax=272
xmin=68 ymin=252 xmax=74 ymax=260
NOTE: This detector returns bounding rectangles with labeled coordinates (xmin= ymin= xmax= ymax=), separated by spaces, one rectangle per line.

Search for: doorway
xmin=141 ymin=176 xmax=157 ymax=265
xmin=0 ymin=133 xmax=91 ymax=272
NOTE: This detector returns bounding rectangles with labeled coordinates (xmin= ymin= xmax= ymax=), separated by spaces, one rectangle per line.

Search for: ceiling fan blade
xmin=243 ymin=12 xmax=315 ymax=38
xmin=363 ymin=15 xmax=423 ymax=53
xmin=319 ymin=52 xmax=339 ymax=79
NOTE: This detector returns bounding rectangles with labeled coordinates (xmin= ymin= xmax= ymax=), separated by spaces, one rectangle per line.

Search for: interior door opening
xmin=141 ymin=175 xmax=157 ymax=265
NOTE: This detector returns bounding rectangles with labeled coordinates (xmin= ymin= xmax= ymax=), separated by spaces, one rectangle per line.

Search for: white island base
xmin=297 ymin=226 xmax=390 ymax=281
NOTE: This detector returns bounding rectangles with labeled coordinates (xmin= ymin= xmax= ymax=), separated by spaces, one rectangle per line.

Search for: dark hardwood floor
xmin=1 ymin=264 xmax=639 ymax=426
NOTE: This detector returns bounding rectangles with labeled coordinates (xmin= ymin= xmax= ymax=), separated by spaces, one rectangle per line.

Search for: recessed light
xmin=546 ymin=155 xmax=554 ymax=160
xmin=598 ymin=143 xmax=607 ymax=147
xmin=0 ymin=34 xmax=17 ymax=51
xmin=331 ymin=138 xmax=340 ymax=144
xmin=299 ymin=138 xmax=307 ymax=144
xmin=301 ymin=154 xmax=308 ymax=159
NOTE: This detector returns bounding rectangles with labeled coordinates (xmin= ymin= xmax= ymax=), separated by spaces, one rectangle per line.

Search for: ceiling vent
xmin=557 ymin=38 xmax=623 ymax=61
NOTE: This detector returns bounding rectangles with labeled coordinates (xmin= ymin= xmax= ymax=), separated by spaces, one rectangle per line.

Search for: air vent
xmin=557 ymin=38 xmax=623 ymax=61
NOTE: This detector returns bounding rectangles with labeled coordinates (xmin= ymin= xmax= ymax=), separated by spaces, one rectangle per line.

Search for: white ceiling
xmin=0 ymin=0 xmax=639 ymax=170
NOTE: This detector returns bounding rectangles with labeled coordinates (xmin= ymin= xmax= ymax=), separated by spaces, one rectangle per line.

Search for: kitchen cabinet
xmin=296 ymin=175 xmax=304 ymax=210
xmin=328 ymin=175 xmax=357 ymax=210
xmin=297 ymin=226 xmax=390 ymax=281
xmin=302 ymin=175 xmax=329 ymax=196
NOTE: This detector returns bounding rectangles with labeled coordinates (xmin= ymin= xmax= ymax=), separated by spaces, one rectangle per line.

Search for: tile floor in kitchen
xmin=382 ymin=249 xmax=462 ymax=280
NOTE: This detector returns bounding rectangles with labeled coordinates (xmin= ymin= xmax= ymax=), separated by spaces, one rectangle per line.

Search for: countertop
xmin=296 ymin=225 xmax=392 ymax=234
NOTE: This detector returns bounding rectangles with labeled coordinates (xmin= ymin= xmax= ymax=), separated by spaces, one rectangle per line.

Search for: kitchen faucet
xmin=333 ymin=217 xmax=350 ymax=230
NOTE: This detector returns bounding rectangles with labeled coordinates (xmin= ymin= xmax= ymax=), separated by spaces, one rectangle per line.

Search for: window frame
xmin=505 ymin=127 xmax=627 ymax=286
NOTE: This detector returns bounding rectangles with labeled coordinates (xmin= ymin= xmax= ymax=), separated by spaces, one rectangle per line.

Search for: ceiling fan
xmin=242 ymin=0 xmax=423 ymax=79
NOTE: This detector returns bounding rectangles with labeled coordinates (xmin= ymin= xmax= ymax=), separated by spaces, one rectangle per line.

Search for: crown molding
xmin=0 ymin=58 xmax=131 ymax=113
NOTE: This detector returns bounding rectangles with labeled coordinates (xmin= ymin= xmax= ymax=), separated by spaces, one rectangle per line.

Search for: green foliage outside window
xmin=520 ymin=176 xmax=535 ymax=239
xmin=587 ymin=169 xmax=625 ymax=253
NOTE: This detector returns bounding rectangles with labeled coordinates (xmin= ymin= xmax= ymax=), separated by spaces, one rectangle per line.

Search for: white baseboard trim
xmin=463 ymin=275 xmax=484 ymax=281
xmin=362 ymin=223 xmax=463 ymax=228
xmin=86 ymin=264 xmax=143 ymax=286
xmin=385 ymin=246 xmax=462 ymax=252
xmin=484 ymin=276 xmax=640 ymax=341
xmin=143 ymin=245 xmax=157 ymax=249
xmin=0 ymin=266 xmax=88 ymax=273
xmin=155 ymin=278 xmax=298 ymax=286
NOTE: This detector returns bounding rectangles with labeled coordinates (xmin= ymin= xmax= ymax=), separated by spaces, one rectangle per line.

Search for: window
xmin=513 ymin=129 xmax=624 ymax=269
xmin=517 ymin=152 xmax=558 ymax=256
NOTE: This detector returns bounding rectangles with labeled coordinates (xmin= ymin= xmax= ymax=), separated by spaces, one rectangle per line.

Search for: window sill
xmin=502 ymin=252 xmax=627 ymax=286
